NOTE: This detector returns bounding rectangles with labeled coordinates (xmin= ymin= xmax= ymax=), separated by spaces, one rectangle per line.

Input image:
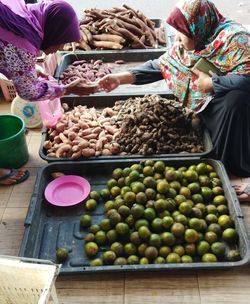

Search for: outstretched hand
xmin=36 ymin=64 xmax=49 ymax=79
xmin=98 ymin=74 xmax=121 ymax=92
xmin=64 ymin=79 xmax=99 ymax=96
xmin=192 ymin=69 xmax=214 ymax=93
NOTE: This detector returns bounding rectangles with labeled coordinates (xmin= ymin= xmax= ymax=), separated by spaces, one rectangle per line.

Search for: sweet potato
xmin=59 ymin=133 xmax=70 ymax=144
xmin=43 ymin=140 xmax=52 ymax=150
xmin=68 ymin=131 xmax=77 ymax=141
xmin=55 ymin=144 xmax=72 ymax=158
xmin=102 ymin=149 xmax=112 ymax=156
xmin=71 ymin=145 xmax=80 ymax=153
xmin=71 ymin=151 xmax=82 ymax=159
xmin=91 ymin=40 xmax=123 ymax=50
xmin=78 ymin=121 xmax=89 ymax=130
xmin=82 ymin=148 xmax=96 ymax=157
xmin=92 ymin=34 xmax=125 ymax=44
xmin=109 ymin=142 xmax=121 ymax=154
xmin=47 ymin=152 xmax=56 ymax=157
xmin=49 ymin=130 xmax=58 ymax=140
xmin=78 ymin=140 xmax=89 ymax=149
xmin=79 ymin=40 xmax=91 ymax=51
xmin=83 ymin=133 xmax=98 ymax=140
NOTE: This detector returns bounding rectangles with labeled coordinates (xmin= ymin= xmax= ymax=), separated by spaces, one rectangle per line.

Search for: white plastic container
xmin=11 ymin=95 xmax=42 ymax=129
xmin=0 ymin=255 xmax=60 ymax=304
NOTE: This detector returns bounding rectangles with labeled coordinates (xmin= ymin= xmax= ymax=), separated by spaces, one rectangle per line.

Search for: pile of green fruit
xmin=82 ymin=160 xmax=241 ymax=266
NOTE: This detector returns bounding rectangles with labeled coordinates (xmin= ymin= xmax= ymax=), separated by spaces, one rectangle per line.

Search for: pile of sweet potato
xmin=64 ymin=5 xmax=166 ymax=51
xmin=59 ymin=59 xmax=111 ymax=85
xmin=43 ymin=95 xmax=204 ymax=159
xmin=44 ymin=104 xmax=122 ymax=158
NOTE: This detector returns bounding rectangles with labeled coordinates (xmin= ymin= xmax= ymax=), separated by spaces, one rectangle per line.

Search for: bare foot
xmin=0 ymin=168 xmax=29 ymax=186
xmin=232 ymin=183 xmax=250 ymax=202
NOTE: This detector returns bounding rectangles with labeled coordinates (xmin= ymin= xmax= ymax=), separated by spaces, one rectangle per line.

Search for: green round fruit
xmin=157 ymin=181 xmax=169 ymax=194
xmin=222 ymin=228 xmax=238 ymax=243
xmin=145 ymin=246 xmax=158 ymax=260
xmin=56 ymin=247 xmax=69 ymax=262
xmin=166 ymin=253 xmax=181 ymax=263
xmin=110 ymin=242 xmax=124 ymax=256
xmin=196 ymin=241 xmax=210 ymax=256
xmin=144 ymin=208 xmax=157 ymax=221
xmin=114 ymin=257 xmax=127 ymax=265
xmin=95 ymin=231 xmax=107 ymax=246
xmin=131 ymin=204 xmax=145 ymax=219
xmin=85 ymin=242 xmax=99 ymax=257
xmin=107 ymin=179 xmax=118 ymax=189
xmin=124 ymin=243 xmax=137 ymax=256
xmin=85 ymin=199 xmax=97 ymax=211
xmin=90 ymin=258 xmax=103 ymax=266
xmin=149 ymin=234 xmax=162 ymax=248
xmin=211 ymin=242 xmax=226 ymax=257
xmin=89 ymin=191 xmax=100 ymax=201
xmin=89 ymin=224 xmax=100 ymax=234
xmin=181 ymin=255 xmax=193 ymax=263
xmin=161 ymin=232 xmax=176 ymax=246
xmin=102 ymin=250 xmax=116 ymax=265
xmin=138 ymin=226 xmax=151 ymax=241
xmin=112 ymin=168 xmax=124 ymax=180
xmin=80 ymin=214 xmax=92 ymax=227
xmin=115 ymin=222 xmax=129 ymax=236
xmin=202 ymin=253 xmax=218 ymax=263
xmin=100 ymin=188 xmax=110 ymax=200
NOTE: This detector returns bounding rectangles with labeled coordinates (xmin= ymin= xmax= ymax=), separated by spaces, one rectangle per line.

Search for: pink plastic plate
xmin=44 ymin=175 xmax=91 ymax=207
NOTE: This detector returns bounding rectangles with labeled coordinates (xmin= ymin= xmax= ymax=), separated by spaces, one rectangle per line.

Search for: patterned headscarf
xmin=160 ymin=0 xmax=250 ymax=109
xmin=0 ymin=0 xmax=80 ymax=54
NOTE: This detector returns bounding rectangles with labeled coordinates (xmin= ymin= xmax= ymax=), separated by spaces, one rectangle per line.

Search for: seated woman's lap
xmin=199 ymin=90 xmax=250 ymax=177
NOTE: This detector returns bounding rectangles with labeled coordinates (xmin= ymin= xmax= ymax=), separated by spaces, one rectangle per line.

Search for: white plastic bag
xmin=38 ymin=97 xmax=63 ymax=128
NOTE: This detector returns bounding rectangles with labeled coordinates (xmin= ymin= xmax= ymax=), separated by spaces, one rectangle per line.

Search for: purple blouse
xmin=0 ymin=41 xmax=64 ymax=101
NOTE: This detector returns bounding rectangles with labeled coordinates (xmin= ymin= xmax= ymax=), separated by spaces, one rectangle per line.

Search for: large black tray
xmin=59 ymin=19 xmax=174 ymax=56
xmin=19 ymin=158 xmax=250 ymax=274
xmin=39 ymin=94 xmax=213 ymax=162
xmin=55 ymin=50 xmax=169 ymax=95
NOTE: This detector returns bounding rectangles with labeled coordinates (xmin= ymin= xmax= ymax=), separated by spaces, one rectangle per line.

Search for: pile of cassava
xmin=43 ymin=95 xmax=204 ymax=159
xmin=64 ymin=5 xmax=166 ymax=51
xmin=59 ymin=59 xmax=112 ymax=85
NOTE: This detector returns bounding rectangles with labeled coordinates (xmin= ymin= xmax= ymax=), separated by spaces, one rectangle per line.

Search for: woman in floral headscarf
xmin=99 ymin=0 xmax=250 ymax=200
xmin=0 ymin=0 xmax=98 ymax=185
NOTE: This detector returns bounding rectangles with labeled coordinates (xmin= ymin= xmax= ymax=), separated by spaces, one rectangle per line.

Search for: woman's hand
xmin=64 ymin=79 xmax=99 ymax=96
xmin=35 ymin=64 xmax=49 ymax=79
xmin=98 ymin=72 xmax=135 ymax=92
xmin=193 ymin=69 xmax=214 ymax=93
xmin=98 ymin=74 xmax=121 ymax=92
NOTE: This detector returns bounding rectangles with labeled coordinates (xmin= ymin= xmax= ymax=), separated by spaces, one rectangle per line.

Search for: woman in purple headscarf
xmin=0 ymin=0 xmax=97 ymax=185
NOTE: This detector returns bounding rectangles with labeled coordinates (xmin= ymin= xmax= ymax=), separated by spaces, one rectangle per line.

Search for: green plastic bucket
xmin=0 ymin=114 xmax=29 ymax=168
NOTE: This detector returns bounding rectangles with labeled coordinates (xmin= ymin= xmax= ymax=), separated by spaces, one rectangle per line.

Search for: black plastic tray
xmin=55 ymin=50 xmax=169 ymax=95
xmin=19 ymin=158 xmax=250 ymax=274
xmin=39 ymin=94 xmax=213 ymax=162
xmin=59 ymin=19 xmax=174 ymax=55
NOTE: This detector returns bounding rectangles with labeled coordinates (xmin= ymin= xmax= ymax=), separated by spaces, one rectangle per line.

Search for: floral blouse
xmin=0 ymin=41 xmax=64 ymax=101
